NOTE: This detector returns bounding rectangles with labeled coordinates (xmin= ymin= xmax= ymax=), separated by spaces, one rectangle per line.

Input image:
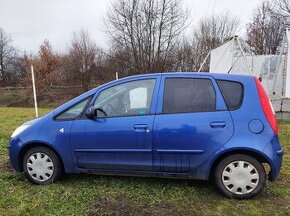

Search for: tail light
xmin=254 ymin=77 xmax=278 ymax=135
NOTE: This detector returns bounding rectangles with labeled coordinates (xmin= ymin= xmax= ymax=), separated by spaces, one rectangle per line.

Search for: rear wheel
xmin=23 ymin=147 xmax=62 ymax=184
xmin=214 ymin=154 xmax=266 ymax=199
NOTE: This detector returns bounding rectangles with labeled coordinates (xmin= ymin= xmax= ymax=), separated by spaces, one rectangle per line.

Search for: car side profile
xmin=9 ymin=72 xmax=283 ymax=199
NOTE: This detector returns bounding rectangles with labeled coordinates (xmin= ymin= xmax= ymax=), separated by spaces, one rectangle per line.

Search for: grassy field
xmin=0 ymin=107 xmax=289 ymax=215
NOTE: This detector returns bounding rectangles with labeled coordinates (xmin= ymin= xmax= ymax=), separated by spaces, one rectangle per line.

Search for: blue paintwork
xmin=8 ymin=72 xmax=283 ymax=182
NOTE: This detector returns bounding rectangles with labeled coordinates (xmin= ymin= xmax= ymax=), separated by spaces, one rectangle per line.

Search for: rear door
xmin=153 ymin=74 xmax=234 ymax=173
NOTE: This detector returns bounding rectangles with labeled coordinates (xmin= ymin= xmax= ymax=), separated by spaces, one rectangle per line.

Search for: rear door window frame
xmin=161 ymin=77 xmax=217 ymax=114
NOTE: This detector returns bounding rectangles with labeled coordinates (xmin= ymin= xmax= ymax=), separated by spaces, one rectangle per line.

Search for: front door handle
xmin=210 ymin=121 xmax=226 ymax=128
xmin=133 ymin=124 xmax=148 ymax=131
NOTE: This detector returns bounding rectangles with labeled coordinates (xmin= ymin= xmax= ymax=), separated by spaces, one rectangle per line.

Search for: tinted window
xmin=94 ymin=79 xmax=156 ymax=117
xmin=163 ymin=78 xmax=216 ymax=113
xmin=217 ymin=80 xmax=243 ymax=110
xmin=56 ymin=97 xmax=91 ymax=120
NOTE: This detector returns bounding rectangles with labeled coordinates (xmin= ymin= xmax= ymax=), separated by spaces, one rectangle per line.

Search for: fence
xmin=0 ymin=86 xmax=84 ymax=108
xmin=0 ymin=69 xmax=120 ymax=113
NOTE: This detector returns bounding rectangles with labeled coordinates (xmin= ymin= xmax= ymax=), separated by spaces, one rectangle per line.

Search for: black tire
xmin=23 ymin=147 xmax=62 ymax=184
xmin=214 ymin=154 xmax=266 ymax=199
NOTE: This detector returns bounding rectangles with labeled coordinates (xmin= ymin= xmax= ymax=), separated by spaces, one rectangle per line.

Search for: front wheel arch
xmin=18 ymin=143 xmax=65 ymax=173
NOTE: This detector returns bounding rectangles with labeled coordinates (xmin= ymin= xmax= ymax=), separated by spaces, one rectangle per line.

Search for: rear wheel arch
xmin=209 ymin=149 xmax=272 ymax=181
xmin=18 ymin=142 xmax=65 ymax=173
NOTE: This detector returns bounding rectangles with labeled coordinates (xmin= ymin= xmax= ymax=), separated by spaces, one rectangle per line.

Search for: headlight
xmin=11 ymin=124 xmax=30 ymax=138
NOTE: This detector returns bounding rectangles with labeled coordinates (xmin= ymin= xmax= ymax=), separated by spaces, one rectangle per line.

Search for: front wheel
xmin=214 ymin=154 xmax=266 ymax=199
xmin=23 ymin=147 xmax=62 ymax=184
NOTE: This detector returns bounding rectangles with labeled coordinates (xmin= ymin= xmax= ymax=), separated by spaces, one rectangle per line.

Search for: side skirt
xmin=72 ymin=168 xmax=197 ymax=180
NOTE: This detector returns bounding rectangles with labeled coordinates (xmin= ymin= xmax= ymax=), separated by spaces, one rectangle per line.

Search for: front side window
xmin=163 ymin=78 xmax=216 ymax=114
xmin=94 ymin=79 xmax=156 ymax=117
xmin=56 ymin=97 xmax=91 ymax=120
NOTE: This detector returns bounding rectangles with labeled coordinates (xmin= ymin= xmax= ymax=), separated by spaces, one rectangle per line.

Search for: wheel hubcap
xmin=26 ymin=152 xmax=54 ymax=182
xmin=222 ymin=160 xmax=259 ymax=195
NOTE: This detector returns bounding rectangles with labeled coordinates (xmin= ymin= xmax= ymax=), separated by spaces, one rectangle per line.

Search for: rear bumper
xmin=268 ymin=147 xmax=283 ymax=181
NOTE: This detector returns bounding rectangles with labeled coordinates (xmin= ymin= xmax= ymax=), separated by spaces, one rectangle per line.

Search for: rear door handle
xmin=133 ymin=124 xmax=148 ymax=131
xmin=210 ymin=121 xmax=226 ymax=128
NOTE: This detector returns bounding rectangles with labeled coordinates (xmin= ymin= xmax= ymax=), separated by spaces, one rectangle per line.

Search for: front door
xmin=71 ymin=78 xmax=158 ymax=171
xmin=153 ymin=75 xmax=234 ymax=173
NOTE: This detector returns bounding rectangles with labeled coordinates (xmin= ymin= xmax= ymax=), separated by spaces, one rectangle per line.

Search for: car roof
xmin=93 ymin=72 xmax=254 ymax=93
xmin=117 ymin=71 xmax=253 ymax=80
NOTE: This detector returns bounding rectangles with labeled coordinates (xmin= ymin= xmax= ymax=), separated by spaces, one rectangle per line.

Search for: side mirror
xmin=85 ymin=106 xmax=96 ymax=119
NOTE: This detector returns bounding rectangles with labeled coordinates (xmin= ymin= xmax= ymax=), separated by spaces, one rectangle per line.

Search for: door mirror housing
xmin=85 ymin=106 xmax=96 ymax=119
xmin=85 ymin=106 xmax=107 ymax=119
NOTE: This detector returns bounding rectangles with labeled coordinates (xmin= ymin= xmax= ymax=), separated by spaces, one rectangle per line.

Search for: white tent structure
xmin=208 ymin=30 xmax=290 ymax=117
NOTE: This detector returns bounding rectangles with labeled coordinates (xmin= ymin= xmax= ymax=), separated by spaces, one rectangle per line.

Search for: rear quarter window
xmin=217 ymin=80 xmax=244 ymax=110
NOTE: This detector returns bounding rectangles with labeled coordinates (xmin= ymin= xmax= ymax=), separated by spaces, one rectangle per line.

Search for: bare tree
xmin=246 ymin=1 xmax=285 ymax=55
xmin=177 ymin=13 xmax=240 ymax=72
xmin=272 ymin=0 xmax=290 ymax=24
xmin=105 ymin=0 xmax=188 ymax=74
xmin=0 ymin=28 xmax=18 ymax=86
xmin=62 ymin=30 xmax=104 ymax=91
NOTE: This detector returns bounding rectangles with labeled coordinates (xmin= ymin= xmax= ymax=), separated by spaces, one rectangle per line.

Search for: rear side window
xmin=163 ymin=78 xmax=216 ymax=114
xmin=217 ymin=80 xmax=243 ymax=110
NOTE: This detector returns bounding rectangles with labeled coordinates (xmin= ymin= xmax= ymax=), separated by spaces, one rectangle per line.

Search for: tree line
xmin=0 ymin=0 xmax=289 ymax=101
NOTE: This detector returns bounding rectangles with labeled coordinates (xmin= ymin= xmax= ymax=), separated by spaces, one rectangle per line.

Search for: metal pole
xmin=115 ymin=72 xmax=119 ymax=80
xmin=236 ymin=37 xmax=252 ymax=75
xmin=272 ymin=32 xmax=286 ymax=95
xmin=31 ymin=65 xmax=38 ymax=117
xmin=286 ymin=29 xmax=290 ymax=98
xmin=198 ymin=51 xmax=211 ymax=72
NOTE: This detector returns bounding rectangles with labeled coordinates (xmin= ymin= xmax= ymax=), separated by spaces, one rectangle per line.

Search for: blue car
xmin=9 ymin=72 xmax=283 ymax=199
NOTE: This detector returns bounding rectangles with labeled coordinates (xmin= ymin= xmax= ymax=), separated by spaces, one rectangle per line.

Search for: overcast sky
xmin=0 ymin=0 xmax=263 ymax=53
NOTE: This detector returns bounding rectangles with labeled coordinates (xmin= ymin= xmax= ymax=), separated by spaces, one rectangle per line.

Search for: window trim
xmin=53 ymin=96 xmax=93 ymax=121
xmin=216 ymin=79 xmax=244 ymax=111
xmin=161 ymin=77 xmax=217 ymax=114
xmin=92 ymin=78 xmax=157 ymax=118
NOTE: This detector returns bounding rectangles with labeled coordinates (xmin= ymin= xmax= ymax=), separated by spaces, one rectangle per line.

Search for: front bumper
xmin=8 ymin=137 xmax=22 ymax=172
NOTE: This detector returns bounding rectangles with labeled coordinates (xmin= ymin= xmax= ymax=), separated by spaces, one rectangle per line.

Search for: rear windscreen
xmin=217 ymin=80 xmax=243 ymax=110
